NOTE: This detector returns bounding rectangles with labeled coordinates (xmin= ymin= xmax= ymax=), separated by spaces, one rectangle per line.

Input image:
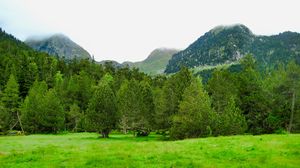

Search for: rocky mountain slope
xmin=25 ymin=34 xmax=91 ymax=60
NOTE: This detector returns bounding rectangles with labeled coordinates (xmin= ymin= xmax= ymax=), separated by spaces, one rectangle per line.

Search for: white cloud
xmin=0 ymin=0 xmax=299 ymax=62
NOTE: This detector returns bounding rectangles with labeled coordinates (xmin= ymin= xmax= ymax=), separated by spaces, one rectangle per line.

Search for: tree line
xmin=0 ymin=53 xmax=299 ymax=139
xmin=0 ymin=30 xmax=299 ymax=139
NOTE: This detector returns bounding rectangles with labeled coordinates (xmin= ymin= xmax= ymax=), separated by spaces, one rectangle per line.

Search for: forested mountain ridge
xmin=25 ymin=34 xmax=91 ymax=60
xmin=165 ymin=24 xmax=300 ymax=73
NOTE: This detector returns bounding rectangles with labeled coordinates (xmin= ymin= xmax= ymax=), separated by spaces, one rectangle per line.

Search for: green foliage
xmin=86 ymin=78 xmax=117 ymax=138
xmin=41 ymin=89 xmax=65 ymax=133
xmin=67 ymin=103 xmax=83 ymax=132
xmin=21 ymin=81 xmax=64 ymax=133
xmin=170 ymin=78 xmax=215 ymax=139
xmin=216 ymin=97 xmax=247 ymax=135
xmin=237 ymin=54 xmax=271 ymax=134
xmin=21 ymin=81 xmax=48 ymax=133
xmin=0 ymin=74 xmax=20 ymax=131
xmin=207 ymin=69 xmax=239 ymax=112
xmin=158 ymin=67 xmax=193 ymax=131
xmin=267 ymin=61 xmax=300 ymax=132
xmin=1 ymin=27 xmax=300 ymax=139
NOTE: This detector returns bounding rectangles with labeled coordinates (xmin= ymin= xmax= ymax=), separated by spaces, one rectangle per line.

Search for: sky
xmin=0 ymin=0 xmax=299 ymax=63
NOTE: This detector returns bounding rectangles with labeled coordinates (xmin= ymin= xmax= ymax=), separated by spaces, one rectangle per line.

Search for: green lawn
xmin=0 ymin=133 xmax=299 ymax=167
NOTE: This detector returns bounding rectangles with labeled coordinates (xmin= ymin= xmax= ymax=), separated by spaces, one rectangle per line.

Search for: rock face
xmin=165 ymin=24 xmax=300 ymax=73
xmin=25 ymin=34 xmax=91 ymax=60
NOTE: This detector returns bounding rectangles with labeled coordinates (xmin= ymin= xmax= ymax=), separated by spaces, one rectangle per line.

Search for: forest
xmin=0 ymin=29 xmax=300 ymax=140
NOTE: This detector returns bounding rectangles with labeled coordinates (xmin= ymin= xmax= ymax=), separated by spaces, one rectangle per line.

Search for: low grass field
xmin=0 ymin=133 xmax=299 ymax=167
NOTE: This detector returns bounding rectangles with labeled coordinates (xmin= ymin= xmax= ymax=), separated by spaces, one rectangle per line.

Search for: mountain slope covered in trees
xmin=165 ymin=24 xmax=300 ymax=73
xmin=25 ymin=34 xmax=91 ymax=60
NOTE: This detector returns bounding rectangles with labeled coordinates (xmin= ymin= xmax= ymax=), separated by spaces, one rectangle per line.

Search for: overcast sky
xmin=0 ymin=0 xmax=299 ymax=62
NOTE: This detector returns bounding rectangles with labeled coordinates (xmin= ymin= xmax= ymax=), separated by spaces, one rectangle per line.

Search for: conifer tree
xmin=21 ymin=81 xmax=47 ymax=133
xmin=0 ymin=74 xmax=21 ymax=131
xmin=170 ymin=77 xmax=215 ymax=139
xmin=217 ymin=96 xmax=247 ymax=135
xmin=86 ymin=75 xmax=117 ymax=138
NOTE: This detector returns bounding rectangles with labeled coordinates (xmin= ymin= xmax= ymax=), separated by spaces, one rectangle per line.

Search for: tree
xmin=137 ymin=80 xmax=155 ymax=136
xmin=153 ymin=87 xmax=168 ymax=132
xmin=216 ymin=96 xmax=247 ymax=135
xmin=86 ymin=76 xmax=117 ymax=138
xmin=207 ymin=69 xmax=239 ymax=113
xmin=117 ymin=79 xmax=142 ymax=135
xmin=271 ymin=61 xmax=300 ymax=132
xmin=0 ymin=74 xmax=22 ymax=131
xmin=40 ymin=89 xmax=65 ymax=133
xmin=21 ymin=81 xmax=48 ymax=133
xmin=67 ymin=103 xmax=82 ymax=132
xmin=237 ymin=54 xmax=270 ymax=134
xmin=285 ymin=61 xmax=300 ymax=132
xmin=21 ymin=81 xmax=65 ymax=133
xmin=158 ymin=67 xmax=192 ymax=131
xmin=0 ymin=102 xmax=7 ymax=132
xmin=170 ymin=77 xmax=215 ymax=139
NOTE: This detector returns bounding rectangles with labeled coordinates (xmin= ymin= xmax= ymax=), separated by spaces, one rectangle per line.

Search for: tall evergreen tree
xmin=40 ymin=89 xmax=65 ymax=133
xmin=271 ymin=61 xmax=300 ymax=132
xmin=0 ymin=74 xmax=21 ymax=131
xmin=159 ymin=67 xmax=192 ymax=131
xmin=21 ymin=81 xmax=47 ymax=133
xmin=207 ymin=69 xmax=239 ymax=113
xmin=117 ymin=79 xmax=143 ymax=135
xmin=170 ymin=77 xmax=215 ymax=139
xmin=86 ymin=76 xmax=117 ymax=138
xmin=216 ymin=96 xmax=247 ymax=135
xmin=237 ymin=54 xmax=270 ymax=134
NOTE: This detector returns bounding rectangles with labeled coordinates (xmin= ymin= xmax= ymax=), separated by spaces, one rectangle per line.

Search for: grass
xmin=0 ymin=133 xmax=299 ymax=167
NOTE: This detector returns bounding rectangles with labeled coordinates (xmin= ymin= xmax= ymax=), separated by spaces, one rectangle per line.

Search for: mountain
xmin=127 ymin=48 xmax=179 ymax=74
xmin=98 ymin=60 xmax=123 ymax=68
xmin=165 ymin=24 xmax=300 ymax=73
xmin=25 ymin=34 xmax=91 ymax=60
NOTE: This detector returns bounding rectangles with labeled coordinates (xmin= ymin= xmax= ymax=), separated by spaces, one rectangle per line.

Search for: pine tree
xmin=153 ymin=87 xmax=168 ymax=132
xmin=137 ymin=80 xmax=155 ymax=136
xmin=207 ymin=69 xmax=239 ymax=113
xmin=170 ymin=77 xmax=215 ymax=139
xmin=117 ymin=79 xmax=142 ymax=135
xmin=67 ymin=103 xmax=82 ymax=132
xmin=217 ymin=96 xmax=247 ymax=135
xmin=271 ymin=61 xmax=300 ymax=132
xmin=159 ymin=67 xmax=192 ymax=131
xmin=86 ymin=76 xmax=117 ymax=138
xmin=0 ymin=74 xmax=21 ymax=131
xmin=40 ymin=89 xmax=64 ymax=133
xmin=237 ymin=54 xmax=270 ymax=134
xmin=21 ymin=81 xmax=47 ymax=133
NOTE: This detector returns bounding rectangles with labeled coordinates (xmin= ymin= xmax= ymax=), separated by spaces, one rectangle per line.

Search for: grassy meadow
xmin=0 ymin=133 xmax=299 ymax=167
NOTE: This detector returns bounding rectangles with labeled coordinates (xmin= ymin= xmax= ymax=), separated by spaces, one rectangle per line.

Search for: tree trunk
xmin=16 ymin=111 xmax=24 ymax=134
xmin=101 ymin=129 xmax=109 ymax=138
xmin=288 ymin=91 xmax=296 ymax=133
xmin=73 ymin=119 xmax=78 ymax=132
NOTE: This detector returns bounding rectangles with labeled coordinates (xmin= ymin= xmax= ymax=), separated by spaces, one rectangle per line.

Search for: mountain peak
xmin=146 ymin=48 xmax=179 ymax=62
xmin=210 ymin=24 xmax=253 ymax=36
xmin=25 ymin=34 xmax=91 ymax=60
xmin=165 ymin=25 xmax=300 ymax=74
